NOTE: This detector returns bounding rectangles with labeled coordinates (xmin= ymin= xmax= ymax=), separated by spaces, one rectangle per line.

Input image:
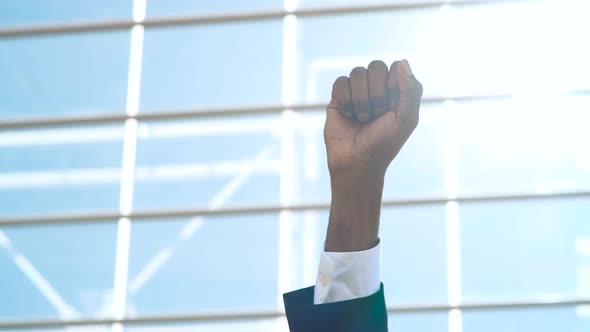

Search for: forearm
xmin=325 ymin=173 xmax=384 ymax=252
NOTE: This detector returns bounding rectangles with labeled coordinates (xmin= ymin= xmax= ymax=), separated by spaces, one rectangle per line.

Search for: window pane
xmin=0 ymin=125 xmax=123 ymax=217
xmin=381 ymin=205 xmax=448 ymax=305
xmin=0 ymin=0 xmax=131 ymax=26
xmin=140 ymin=21 xmax=282 ymax=111
xmin=0 ymin=32 xmax=130 ymax=119
xmin=297 ymin=1 xmax=590 ymax=103
xmin=127 ymin=214 xmax=279 ymax=314
xmin=290 ymin=96 xmax=586 ymax=200
xmin=461 ymin=197 xmax=590 ymax=301
xmin=441 ymin=1 xmax=590 ymax=96
xmin=463 ymin=307 xmax=590 ymax=332
xmin=133 ymin=108 xmax=446 ymax=208
xmin=133 ymin=116 xmax=281 ymax=210
xmin=146 ymin=0 xmax=281 ymax=16
xmin=298 ymin=8 xmax=442 ymax=102
xmin=455 ymin=96 xmax=590 ymax=196
xmin=0 ymin=223 xmax=116 ymax=319
xmin=224 ymin=96 xmax=589 ymax=204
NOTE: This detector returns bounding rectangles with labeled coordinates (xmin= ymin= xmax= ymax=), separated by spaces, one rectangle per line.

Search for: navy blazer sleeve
xmin=283 ymin=283 xmax=388 ymax=332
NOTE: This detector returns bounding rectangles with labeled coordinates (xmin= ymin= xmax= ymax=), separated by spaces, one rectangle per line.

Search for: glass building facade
xmin=1 ymin=0 xmax=589 ymax=331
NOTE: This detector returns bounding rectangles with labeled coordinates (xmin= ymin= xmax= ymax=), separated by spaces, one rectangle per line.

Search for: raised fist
xmin=324 ymin=59 xmax=423 ymax=181
xmin=323 ymin=60 xmax=423 ymax=251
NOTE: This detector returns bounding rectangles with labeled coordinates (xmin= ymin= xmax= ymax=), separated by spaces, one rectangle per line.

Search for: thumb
xmin=395 ymin=59 xmax=423 ymax=134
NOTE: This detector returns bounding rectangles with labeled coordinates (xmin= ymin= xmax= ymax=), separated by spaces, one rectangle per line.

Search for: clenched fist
xmin=324 ymin=60 xmax=423 ymax=252
xmin=325 ymin=59 xmax=423 ymax=179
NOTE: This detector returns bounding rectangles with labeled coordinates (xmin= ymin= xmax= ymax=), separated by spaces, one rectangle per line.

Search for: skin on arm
xmin=324 ymin=59 xmax=423 ymax=252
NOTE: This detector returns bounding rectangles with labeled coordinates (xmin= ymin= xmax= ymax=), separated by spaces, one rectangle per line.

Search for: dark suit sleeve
xmin=283 ymin=283 xmax=388 ymax=332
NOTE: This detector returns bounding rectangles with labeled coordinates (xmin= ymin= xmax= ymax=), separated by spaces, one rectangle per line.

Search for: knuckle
xmin=333 ymin=75 xmax=349 ymax=87
xmin=389 ymin=60 xmax=400 ymax=73
xmin=350 ymin=66 xmax=367 ymax=77
xmin=368 ymin=60 xmax=387 ymax=71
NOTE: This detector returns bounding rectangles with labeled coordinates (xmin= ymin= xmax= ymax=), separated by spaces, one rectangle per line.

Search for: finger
xmin=349 ymin=66 xmax=372 ymax=123
xmin=396 ymin=59 xmax=423 ymax=132
xmin=386 ymin=61 xmax=401 ymax=112
xmin=367 ymin=60 xmax=389 ymax=119
xmin=327 ymin=75 xmax=354 ymax=120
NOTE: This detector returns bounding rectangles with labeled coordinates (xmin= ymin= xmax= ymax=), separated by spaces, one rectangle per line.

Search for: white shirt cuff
xmin=313 ymin=240 xmax=381 ymax=304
